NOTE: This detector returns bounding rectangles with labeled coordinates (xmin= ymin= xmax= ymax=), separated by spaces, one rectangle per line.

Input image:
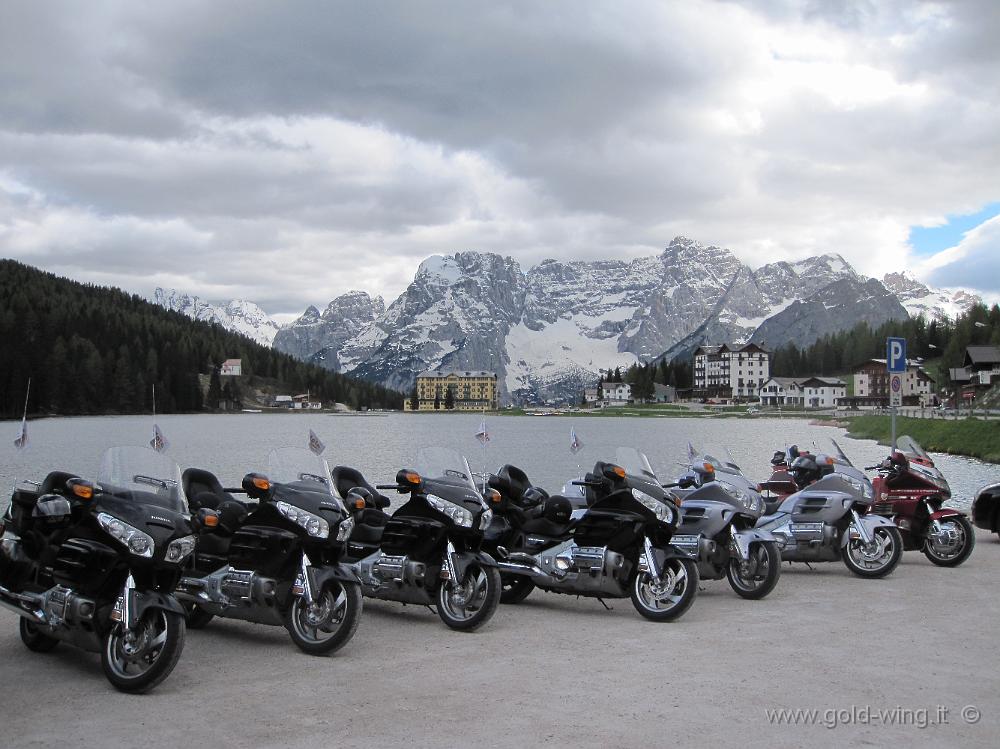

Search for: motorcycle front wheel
xmin=630 ymin=557 xmax=699 ymax=622
xmin=842 ymin=526 xmax=903 ymax=578
xmin=284 ymin=580 xmax=363 ymax=656
xmin=101 ymin=608 xmax=185 ymax=694
xmin=922 ymin=516 xmax=975 ymax=567
xmin=726 ymin=540 xmax=781 ymax=600
xmin=437 ymin=563 xmax=501 ymax=631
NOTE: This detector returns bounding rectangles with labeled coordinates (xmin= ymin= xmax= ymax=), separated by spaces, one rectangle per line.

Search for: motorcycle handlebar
xmin=375 ymin=483 xmax=402 ymax=490
xmin=661 ymin=482 xmax=679 ymax=488
xmin=571 ymin=480 xmax=602 ymax=487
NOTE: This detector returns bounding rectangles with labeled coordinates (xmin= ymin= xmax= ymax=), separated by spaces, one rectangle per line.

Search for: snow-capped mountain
xmin=152 ymin=288 xmax=280 ymax=346
xmin=272 ymin=237 xmax=909 ymax=403
xmin=882 ymin=272 xmax=981 ymax=321
xmin=152 ymin=238 xmax=979 ymax=404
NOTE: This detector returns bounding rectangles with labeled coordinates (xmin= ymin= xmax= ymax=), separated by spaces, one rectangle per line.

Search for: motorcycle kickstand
xmin=804 ymin=562 xmax=814 ymax=570
xmin=595 ymin=597 xmax=613 ymax=611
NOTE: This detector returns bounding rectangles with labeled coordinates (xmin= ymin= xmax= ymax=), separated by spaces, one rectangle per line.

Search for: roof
xmin=964 ymin=346 xmax=1000 ymax=366
xmin=222 ymin=358 xmax=241 ymax=365
xmin=694 ymin=342 xmax=769 ymax=356
xmin=416 ymin=370 xmax=497 ymax=378
xmin=800 ymin=377 xmax=846 ymax=387
xmin=762 ymin=376 xmax=802 ymax=387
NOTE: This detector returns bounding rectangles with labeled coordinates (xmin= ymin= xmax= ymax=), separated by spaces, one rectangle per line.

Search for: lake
xmin=3 ymin=413 xmax=998 ymax=509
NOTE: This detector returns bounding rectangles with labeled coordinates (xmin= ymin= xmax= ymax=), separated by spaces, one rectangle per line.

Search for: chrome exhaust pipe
xmin=0 ymin=594 xmax=45 ymax=623
xmin=497 ymin=559 xmax=545 ymax=577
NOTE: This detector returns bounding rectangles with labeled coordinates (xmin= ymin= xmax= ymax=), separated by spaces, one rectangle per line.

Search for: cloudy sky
xmin=1 ymin=0 xmax=998 ymax=320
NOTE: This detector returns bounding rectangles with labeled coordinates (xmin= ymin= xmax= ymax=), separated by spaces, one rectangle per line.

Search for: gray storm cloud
xmin=1 ymin=0 xmax=998 ymax=313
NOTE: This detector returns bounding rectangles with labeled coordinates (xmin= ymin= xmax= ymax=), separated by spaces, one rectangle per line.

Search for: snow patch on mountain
xmin=153 ymin=288 xmax=280 ymax=346
xmin=882 ymin=272 xmax=981 ymax=321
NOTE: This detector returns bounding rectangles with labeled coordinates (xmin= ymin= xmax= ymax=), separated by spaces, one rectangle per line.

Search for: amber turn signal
xmin=353 ymin=497 xmax=366 ymax=509
xmin=404 ymin=471 xmax=421 ymax=484
xmin=612 ymin=465 xmax=626 ymax=478
xmin=69 ymin=480 xmax=94 ymax=500
xmin=252 ymin=476 xmax=270 ymax=491
xmin=702 ymin=462 xmax=715 ymax=473
xmin=485 ymin=488 xmax=501 ymax=504
xmin=203 ymin=513 xmax=219 ymax=528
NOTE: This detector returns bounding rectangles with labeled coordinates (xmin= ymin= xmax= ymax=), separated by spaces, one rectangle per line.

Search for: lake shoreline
xmin=846 ymin=414 xmax=1000 ymax=464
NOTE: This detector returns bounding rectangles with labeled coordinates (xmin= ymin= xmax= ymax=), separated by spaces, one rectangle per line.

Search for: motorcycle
xmin=0 ymin=446 xmax=198 ymax=693
xmin=484 ymin=448 xmax=699 ymax=622
xmin=667 ymin=446 xmax=781 ymax=600
xmin=331 ymin=447 xmax=501 ymax=631
xmin=971 ymin=482 xmax=1000 ymax=541
xmin=755 ymin=451 xmax=904 ymax=578
xmin=176 ymin=447 xmax=363 ymax=655
xmin=863 ymin=436 xmax=975 ymax=567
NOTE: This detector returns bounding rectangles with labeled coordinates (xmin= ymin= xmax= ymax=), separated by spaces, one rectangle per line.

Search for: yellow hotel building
xmin=406 ymin=370 xmax=499 ymax=411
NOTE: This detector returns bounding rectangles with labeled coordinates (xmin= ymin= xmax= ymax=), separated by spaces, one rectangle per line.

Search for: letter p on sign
xmin=886 ymin=337 xmax=906 ymax=373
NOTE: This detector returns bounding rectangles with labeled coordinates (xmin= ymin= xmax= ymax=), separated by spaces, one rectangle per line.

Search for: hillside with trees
xmin=0 ymin=259 xmax=403 ymax=418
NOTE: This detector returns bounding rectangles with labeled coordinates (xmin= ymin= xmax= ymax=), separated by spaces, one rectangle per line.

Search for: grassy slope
xmin=847 ymin=415 xmax=1000 ymax=463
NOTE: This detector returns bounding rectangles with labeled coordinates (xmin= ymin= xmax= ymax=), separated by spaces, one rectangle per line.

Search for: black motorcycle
xmin=331 ymin=447 xmax=501 ymax=631
xmin=485 ymin=448 xmax=699 ymax=622
xmin=175 ymin=447 xmax=363 ymax=655
xmin=0 ymin=446 xmax=198 ymax=693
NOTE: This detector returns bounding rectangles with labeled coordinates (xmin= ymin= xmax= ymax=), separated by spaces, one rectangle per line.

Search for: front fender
xmin=731 ymin=528 xmax=776 ymax=561
xmin=657 ymin=544 xmax=696 ymax=562
xmin=929 ymin=508 xmax=963 ymax=521
xmin=131 ymin=589 xmax=186 ymax=620
xmin=308 ymin=561 xmax=363 ymax=591
xmin=451 ymin=550 xmax=497 ymax=580
xmin=841 ymin=514 xmax=897 ymax=548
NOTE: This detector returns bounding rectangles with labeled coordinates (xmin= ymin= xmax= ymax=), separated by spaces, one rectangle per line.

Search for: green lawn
xmin=847 ymin=415 xmax=1000 ymax=464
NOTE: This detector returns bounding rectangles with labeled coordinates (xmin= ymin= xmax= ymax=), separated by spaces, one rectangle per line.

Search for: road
xmin=2 ymin=531 xmax=998 ymax=748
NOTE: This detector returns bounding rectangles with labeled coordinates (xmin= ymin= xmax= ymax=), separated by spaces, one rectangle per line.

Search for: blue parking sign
xmin=886 ymin=337 xmax=906 ymax=373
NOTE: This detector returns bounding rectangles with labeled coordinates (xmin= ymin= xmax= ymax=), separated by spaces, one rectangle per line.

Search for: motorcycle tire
xmin=183 ymin=603 xmax=215 ymax=630
xmin=437 ymin=563 xmax=501 ymax=631
xmin=284 ymin=580 xmax=363 ymax=656
xmin=922 ymin=516 xmax=976 ymax=567
xmin=726 ymin=540 xmax=781 ymax=600
xmin=101 ymin=608 xmax=186 ymax=694
xmin=630 ymin=557 xmax=698 ymax=622
xmin=19 ymin=618 xmax=60 ymax=653
xmin=499 ymin=574 xmax=535 ymax=604
xmin=842 ymin=526 xmax=903 ymax=579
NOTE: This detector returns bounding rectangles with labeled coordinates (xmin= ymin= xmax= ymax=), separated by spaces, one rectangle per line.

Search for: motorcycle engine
xmin=41 ymin=585 xmax=96 ymax=627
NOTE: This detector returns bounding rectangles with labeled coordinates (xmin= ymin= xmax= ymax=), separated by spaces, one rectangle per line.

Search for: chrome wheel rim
xmin=439 ymin=566 xmax=489 ymax=621
xmin=104 ymin=610 xmax=170 ymax=680
xmin=634 ymin=559 xmax=689 ymax=612
xmin=730 ymin=545 xmax=770 ymax=591
xmin=291 ymin=583 xmax=349 ymax=643
xmin=848 ymin=528 xmax=895 ymax=571
xmin=925 ymin=520 xmax=966 ymax=561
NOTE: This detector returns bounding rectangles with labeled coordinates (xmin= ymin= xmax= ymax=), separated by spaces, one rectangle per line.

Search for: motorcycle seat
xmin=489 ymin=465 xmax=532 ymax=504
xmin=183 ymin=468 xmax=240 ymax=509
xmin=351 ymin=508 xmax=389 ymax=544
xmin=331 ymin=466 xmax=391 ymax=509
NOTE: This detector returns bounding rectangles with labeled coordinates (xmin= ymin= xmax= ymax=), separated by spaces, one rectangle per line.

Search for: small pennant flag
xmin=13 ymin=417 xmax=28 ymax=450
xmin=687 ymin=442 xmax=699 ymax=463
xmin=150 ymin=423 xmax=169 ymax=453
xmin=569 ymin=427 xmax=583 ymax=454
xmin=475 ymin=418 xmax=490 ymax=444
xmin=308 ymin=429 xmax=326 ymax=456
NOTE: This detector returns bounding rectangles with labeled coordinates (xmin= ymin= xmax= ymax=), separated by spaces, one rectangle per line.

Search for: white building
xmin=759 ymin=376 xmax=846 ymax=408
xmin=851 ymin=359 xmax=933 ymax=408
xmin=693 ymin=343 xmax=770 ymax=400
xmin=599 ymin=382 xmax=632 ymax=406
xmin=220 ymin=358 xmax=242 ymax=376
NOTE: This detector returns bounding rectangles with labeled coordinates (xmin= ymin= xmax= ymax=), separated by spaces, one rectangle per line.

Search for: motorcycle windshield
xmin=97 ymin=446 xmax=186 ymax=513
xmin=267 ymin=447 xmax=335 ymax=494
xmin=614 ymin=447 xmax=658 ymax=482
xmin=692 ymin=446 xmax=764 ymax=514
xmin=829 ymin=439 xmax=854 ymax=467
xmin=897 ymin=435 xmax=931 ymax=463
xmin=414 ymin=447 xmax=477 ymax=490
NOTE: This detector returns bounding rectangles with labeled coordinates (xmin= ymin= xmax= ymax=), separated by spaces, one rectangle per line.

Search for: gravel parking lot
xmin=2 ymin=531 xmax=998 ymax=748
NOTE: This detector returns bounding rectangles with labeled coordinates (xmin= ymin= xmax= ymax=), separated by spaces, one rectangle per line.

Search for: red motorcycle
xmin=865 ymin=436 xmax=975 ymax=567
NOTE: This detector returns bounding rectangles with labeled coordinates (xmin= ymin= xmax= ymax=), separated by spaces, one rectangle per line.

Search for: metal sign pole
xmin=891 ymin=405 xmax=896 ymax=451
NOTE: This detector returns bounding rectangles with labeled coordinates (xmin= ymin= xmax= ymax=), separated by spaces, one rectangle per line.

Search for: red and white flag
xmin=150 ymin=423 xmax=169 ymax=453
xmin=475 ymin=418 xmax=490 ymax=444
xmin=308 ymin=429 xmax=326 ymax=455
xmin=13 ymin=417 xmax=28 ymax=450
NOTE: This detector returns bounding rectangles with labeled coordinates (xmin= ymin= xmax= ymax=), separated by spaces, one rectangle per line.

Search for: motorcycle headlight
xmin=97 ymin=512 xmax=154 ymax=558
xmin=335 ymin=515 xmax=355 ymax=542
xmin=164 ymin=534 xmax=196 ymax=564
xmin=720 ymin=482 xmax=753 ymax=510
xmin=275 ymin=501 xmax=330 ymax=539
xmin=479 ymin=508 xmax=493 ymax=530
xmin=631 ymin=488 xmax=673 ymax=524
xmin=426 ymin=494 xmax=473 ymax=528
